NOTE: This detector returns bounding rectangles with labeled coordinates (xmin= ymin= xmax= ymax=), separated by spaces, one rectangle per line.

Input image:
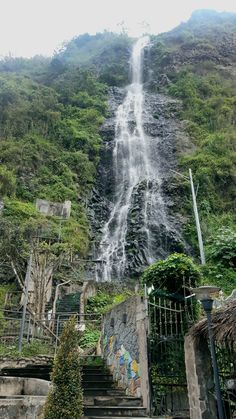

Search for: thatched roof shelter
xmin=189 ymin=300 xmax=236 ymax=343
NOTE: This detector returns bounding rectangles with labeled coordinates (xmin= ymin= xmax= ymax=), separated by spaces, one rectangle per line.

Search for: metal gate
xmin=215 ymin=342 xmax=236 ymax=418
xmin=148 ymin=292 xmax=195 ymax=417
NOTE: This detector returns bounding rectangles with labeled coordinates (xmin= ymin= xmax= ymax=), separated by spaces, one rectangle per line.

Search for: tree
xmin=0 ymin=165 xmax=16 ymax=197
xmin=0 ymin=199 xmax=89 ymax=318
xmin=44 ymin=315 xmax=83 ymax=419
xmin=142 ymin=253 xmax=201 ymax=294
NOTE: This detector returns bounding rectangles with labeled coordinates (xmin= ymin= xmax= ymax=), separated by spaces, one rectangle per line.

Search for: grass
xmin=0 ymin=340 xmax=54 ymax=358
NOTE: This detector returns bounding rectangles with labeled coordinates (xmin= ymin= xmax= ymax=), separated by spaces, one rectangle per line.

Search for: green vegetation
xmin=168 ymin=70 xmax=236 ymax=219
xmin=0 ymin=285 xmax=13 ymax=307
xmin=0 ymin=284 xmax=17 ymax=335
xmin=142 ymin=253 xmax=201 ymax=293
xmin=0 ymin=55 xmax=50 ymax=80
xmin=79 ymin=327 xmax=101 ymax=349
xmin=80 ymin=356 xmax=104 ymax=366
xmin=0 ymin=285 xmax=53 ymax=358
xmin=86 ymin=288 xmax=134 ymax=315
xmin=148 ymin=11 xmax=236 ymax=293
xmin=0 ymin=50 xmax=108 ymax=286
xmin=149 ymin=11 xmax=236 ymax=220
xmin=0 ymin=12 xmax=235 ymax=300
xmin=0 ymin=341 xmax=53 ymax=357
xmin=167 ymin=64 xmax=236 ymax=293
xmin=44 ymin=316 xmax=83 ymax=419
xmin=0 ymin=71 xmax=106 ymax=203
xmin=202 ymin=226 xmax=236 ymax=294
xmin=81 ymin=287 xmax=135 ymax=351
xmin=206 ymin=227 xmax=236 ymax=269
xmin=56 ymin=32 xmax=132 ymax=86
xmin=149 ymin=10 xmax=236 ymax=79
xmin=201 ymin=265 xmax=236 ymax=295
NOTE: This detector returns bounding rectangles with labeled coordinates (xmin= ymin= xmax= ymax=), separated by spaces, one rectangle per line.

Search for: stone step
xmin=84 ymin=389 xmax=126 ymax=397
xmin=1 ymin=364 xmax=108 ymax=382
xmin=82 ymin=367 xmax=108 ymax=373
xmin=0 ymin=395 xmax=46 ymax=400
xmin=82 ymin=364 xmax=106 ymax=371
xmin=84 ymin=396 xmax=142 ymax=407
xmin=84 ymin=417 xmax=149 ymax=419
xmin=83 ymin=380 xmax=115 ymax=389
xmin=84 ymin=406 xmax=147 ymax=417
xmin=1 ymin=367 xmax=51 ymax=381
xmin=82 ymin=365 xmax=109 ymax=371
xmin=83 ymin=373 xmax=113 ymax=382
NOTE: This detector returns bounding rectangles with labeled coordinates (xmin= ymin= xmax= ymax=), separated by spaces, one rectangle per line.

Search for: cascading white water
xmin=96 ymin=36 xmax=170 ymax=281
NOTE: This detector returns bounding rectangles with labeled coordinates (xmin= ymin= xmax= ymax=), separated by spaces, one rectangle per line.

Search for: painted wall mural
xmin=102 ymin=298 xmax=142 ymax=397
xmin=103 ymin=336 xmax=141 ymax=397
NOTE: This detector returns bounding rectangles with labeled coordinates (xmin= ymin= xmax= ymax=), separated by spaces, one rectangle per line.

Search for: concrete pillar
xmin=184 ymin=334 xmax=217 ymax=419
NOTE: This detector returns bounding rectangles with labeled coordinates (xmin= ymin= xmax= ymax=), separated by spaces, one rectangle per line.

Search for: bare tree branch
xmin=7 ymin=256 xmax=24 ymax=291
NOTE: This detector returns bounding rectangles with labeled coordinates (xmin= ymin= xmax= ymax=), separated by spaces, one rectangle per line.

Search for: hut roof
xmin=189 ymin=300 xmax=236 ymax=342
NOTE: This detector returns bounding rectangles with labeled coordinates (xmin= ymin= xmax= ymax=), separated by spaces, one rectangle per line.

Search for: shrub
xmin=201 ymin=264 xmax=236 ymax=295
xmin=79 ymin=327 xmax=101 ymax=349
xmin=44 ymin=316 xmax=83 ymax=419
xmin=206 ymin=227 xmax=236 ymax=269
xmin=142 ymin=253 xmax=201 ymax=293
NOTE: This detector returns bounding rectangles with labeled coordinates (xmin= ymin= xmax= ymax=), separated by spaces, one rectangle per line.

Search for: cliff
xmin=0 ymin=10 xmax=235 ymax=289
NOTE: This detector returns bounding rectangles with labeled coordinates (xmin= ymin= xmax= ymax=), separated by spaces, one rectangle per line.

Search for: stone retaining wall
xmin=0 ymin=377 xmax=50 ymax=396
xmin=0 ymin=396 xmax=45 ymax=419
xmin=0 ymin=377 xmax=50 ymax=419
xmin=0 ymin=356 xmax=53 ymax=374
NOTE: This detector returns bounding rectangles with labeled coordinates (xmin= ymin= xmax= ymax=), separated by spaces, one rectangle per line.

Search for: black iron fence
xmin=216 ymin=342 xmax=236 ymax=419
xmin=147 ymin=293 xmax=194 ymax=417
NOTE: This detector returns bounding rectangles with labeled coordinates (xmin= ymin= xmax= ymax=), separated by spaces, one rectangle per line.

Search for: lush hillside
xmin=54 ymin=32 xmax=132 ymax=86
xmin=147 ymin=10 xmax=236 ymax=291
xmin=0 ymin=11 xmax=235 ymax=294
xmin=0 ymin=56 xmax=108 ymax=285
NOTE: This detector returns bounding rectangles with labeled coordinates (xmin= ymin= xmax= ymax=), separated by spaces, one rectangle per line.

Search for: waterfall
xmin=96 ymin=36 xmax=171 ymax=281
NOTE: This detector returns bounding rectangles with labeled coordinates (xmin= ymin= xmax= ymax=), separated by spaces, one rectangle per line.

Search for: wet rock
xmin=88 ymin=87 xmax=191 ymax=279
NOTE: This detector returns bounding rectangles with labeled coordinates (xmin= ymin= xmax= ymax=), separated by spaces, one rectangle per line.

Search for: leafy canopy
xmin=0 ymin=55 xmax=108 ymax=285
xmin=142 ymin=253 xmax=201 ymax=293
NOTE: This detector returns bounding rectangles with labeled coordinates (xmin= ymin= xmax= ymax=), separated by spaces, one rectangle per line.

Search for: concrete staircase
xmin=83 ymin=364 xmax=149 ymax=418
xmin=1 ymin=360 xmax=150 ymax=418
xmin=56 ymin=292 xmax=81 ymax=314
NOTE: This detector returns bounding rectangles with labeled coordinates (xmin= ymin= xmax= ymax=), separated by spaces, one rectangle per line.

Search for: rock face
xmin=88 ymin=88 xmax=126 ymax=236
xmin=88 ymin=86 xmax=188 ymax=279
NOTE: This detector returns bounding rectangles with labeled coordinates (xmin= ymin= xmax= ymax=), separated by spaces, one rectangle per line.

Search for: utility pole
xmin=189 ymin=168 xmax=206 ymax=265
xmin=18 ymin=247 xmax=33 ymax=352
xmin=170 ymin=169 xmax=206 ymax=265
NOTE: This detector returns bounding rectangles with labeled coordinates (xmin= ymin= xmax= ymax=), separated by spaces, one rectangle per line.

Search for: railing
xmin=0 ymin=311 xmax=56 ymax=346
xmin=148 ymin=296 xmax=194 ymax=338
xmin=151 ymin=380 xmax=189 ymax=417
xmin=53 ymin=312 xmax=102 ymax=351
xmin=0 ymin=310 xmax=102 ymax=352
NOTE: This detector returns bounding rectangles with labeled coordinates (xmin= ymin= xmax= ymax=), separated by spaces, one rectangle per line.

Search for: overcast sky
xmin=0 ymin=0 xmax=235 ymax=58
